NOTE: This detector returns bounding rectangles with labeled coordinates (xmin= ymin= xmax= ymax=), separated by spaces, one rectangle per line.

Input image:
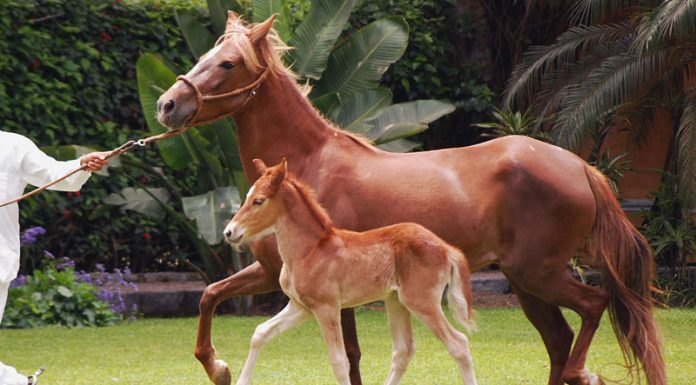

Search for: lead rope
xmin=0 ymin=129 xmax=185 ymax=209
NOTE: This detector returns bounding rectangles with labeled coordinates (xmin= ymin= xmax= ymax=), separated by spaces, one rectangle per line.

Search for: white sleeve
xmin=19 ymin=139 xmax=91 ymax=192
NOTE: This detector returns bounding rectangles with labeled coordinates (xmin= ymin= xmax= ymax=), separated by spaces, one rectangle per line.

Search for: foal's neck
xmin=234 ymin=74 xmax=331 ymax=181
xmin=274 ymin=181 xmax=334 ymax=263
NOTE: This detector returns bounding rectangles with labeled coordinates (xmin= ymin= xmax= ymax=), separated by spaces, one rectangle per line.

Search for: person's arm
xmin=19 ymin=139 xmax=108 ymax=192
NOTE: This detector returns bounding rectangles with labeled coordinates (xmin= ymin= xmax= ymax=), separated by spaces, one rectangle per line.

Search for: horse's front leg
xmin=236 ymin=300 xmax=311 ymax=385
xmin=196 ymin=261 xmax=281 ymax=385
xmin=314 ymin=305 xmax=352 ymax=385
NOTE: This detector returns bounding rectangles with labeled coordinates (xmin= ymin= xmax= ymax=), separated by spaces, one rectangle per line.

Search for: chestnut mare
xmin=156 ymin=12 xmax=665 ymax=385
xmin=224 ymin=159 xmax=477 ymax=385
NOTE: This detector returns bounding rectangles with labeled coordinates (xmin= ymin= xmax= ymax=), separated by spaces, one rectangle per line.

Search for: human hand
xmin=80 ymin=151 xmax=110 ymax=172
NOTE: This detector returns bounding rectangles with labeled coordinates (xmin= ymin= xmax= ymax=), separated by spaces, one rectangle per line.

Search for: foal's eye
xmin=252 ymin=198 xmax=265 ymax=206
xmin=219 ymin=61 xmax=235 ymax=70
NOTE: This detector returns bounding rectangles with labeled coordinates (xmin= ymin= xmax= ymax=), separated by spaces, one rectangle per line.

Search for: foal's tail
xmin=584 ymin=165 xmax=666 ymax=385
xmin=446 ymin=247 xmax=476 ymax=333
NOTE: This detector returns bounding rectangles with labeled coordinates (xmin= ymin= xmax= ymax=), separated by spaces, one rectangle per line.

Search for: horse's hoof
xmin=211 ymin=359 xmax=232 ymax=385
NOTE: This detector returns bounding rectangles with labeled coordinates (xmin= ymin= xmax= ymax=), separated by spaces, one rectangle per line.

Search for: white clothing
xmin=0 ymin=362 xmax=27 ymax=385
xmin=0 ymin=281 xmax=7 ymax=327
xmin=0 ymin=131 xmax=91 ymax=286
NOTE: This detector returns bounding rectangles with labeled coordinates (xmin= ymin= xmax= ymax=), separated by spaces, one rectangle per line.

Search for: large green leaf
xmin=182 ymin=186 xmax=242 ymax=244
xmin=252 ymin=0 xmax=292 ymax=42
xmin=103 ymin=187 xmax=171 ymax=220
xmin=312 ymin=17 xmax=408 ymax=98
xmin=288 ymin=0 xmax=357 ymax=80
xmin=136 ymin=54 xmax=193 ymax=171
xmin=377 ymin=138 xmax=421 ymax=153
xmin=367 ymin=100 xmax=455 ymax=144
xmin=312 ymin=92 xmax=341 ymax=120
xmin=175 ymin=9 xmax=216 ymax=59
xmin=334 ymin=87 xmax=393 ymax=131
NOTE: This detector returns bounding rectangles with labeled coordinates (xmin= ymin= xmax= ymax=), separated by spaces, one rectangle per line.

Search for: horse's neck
xmin=234 ymin=74 xmax=331 ymax=181
xmin=274 ymin=185 xmax=333 ymax=264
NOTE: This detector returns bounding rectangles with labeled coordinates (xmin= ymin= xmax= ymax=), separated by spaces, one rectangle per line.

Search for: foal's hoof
xmin=211 ymin=359 xmax=232 ymax=385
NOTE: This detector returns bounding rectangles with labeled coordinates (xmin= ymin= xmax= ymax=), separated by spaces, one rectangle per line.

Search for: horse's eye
xmin=219 ymin=61 xmax=235 ymax=70
xmin=252 ymin=198 xmax=265 ymax=206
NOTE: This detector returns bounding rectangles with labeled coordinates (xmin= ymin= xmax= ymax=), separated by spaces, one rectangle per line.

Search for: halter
xmin=176 ymin=64 xmax=270 ymax=126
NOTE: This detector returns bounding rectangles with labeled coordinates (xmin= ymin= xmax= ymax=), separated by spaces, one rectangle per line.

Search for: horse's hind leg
xmin=508 ymin=266 xmax=609 ymax=385
xmin=507 ymin=279 xmax=574 ymax=385
xmin=384 ymin=295 xmax=415 ymax=385
xmin=196 ymin=261 xmax=281 ymax=385
xmin=403 ymin=298 xmax=477 ymax=385
xmin=236 ymin=300 xmax=311 ymax=385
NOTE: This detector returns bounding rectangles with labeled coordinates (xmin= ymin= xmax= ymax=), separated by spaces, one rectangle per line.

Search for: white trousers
xmin=0 ymin=280 xmax=8 ymax=324
xmin=0 ymin=362 xmax=27 ymax=385
xmin=0 ymin=282 xmax=27 ymax=385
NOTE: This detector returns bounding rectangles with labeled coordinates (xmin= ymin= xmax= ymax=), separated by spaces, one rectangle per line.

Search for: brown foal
xmin=156 ymin=11 xmax=666 ymax=385
xmin=224 ymin=159 xmax=477 ymax=385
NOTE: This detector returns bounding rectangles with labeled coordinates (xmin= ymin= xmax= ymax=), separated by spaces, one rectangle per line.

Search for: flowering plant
xmin=3 ymin=227 xmax=138 ymax=328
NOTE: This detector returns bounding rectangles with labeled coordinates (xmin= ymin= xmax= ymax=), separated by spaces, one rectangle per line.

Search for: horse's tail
xmin=584 ymin=164 xmax=666 ymax=385
xmin=446 ymin=246 xmax=476 ymax=333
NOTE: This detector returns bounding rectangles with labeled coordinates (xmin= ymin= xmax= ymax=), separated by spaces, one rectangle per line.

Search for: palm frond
xmin=552 ymin=49 xmax=664 ymax=150
xmin=570 ymin=0 xmax=637 ymax=25
xmin=503 ymin=22 xmax=632 ymax=109
xmin=676 ymin=84 xmax=696 ymax=212
xmin=634 ymin=0 xmax=696 ymax=52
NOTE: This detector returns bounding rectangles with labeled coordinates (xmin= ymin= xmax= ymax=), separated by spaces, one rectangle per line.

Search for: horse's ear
xmin=268 ymin=158 xmax=286 ymax=192
xmin=278 ymin=157 xmax=288 ymax=179
xmin=225 ymin=10 xmax=241 ymax=34
xmin=250 ymin=14 xmax=276 ymax=45
xmin=252 ymin=158 xmax=267 ymax=175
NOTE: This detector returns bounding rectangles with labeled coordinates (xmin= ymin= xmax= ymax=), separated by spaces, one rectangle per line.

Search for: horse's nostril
xmin=163 ymin=99 xmax=175 ymax=114
xmin=224 ymin=229 xmax=232 ymax=238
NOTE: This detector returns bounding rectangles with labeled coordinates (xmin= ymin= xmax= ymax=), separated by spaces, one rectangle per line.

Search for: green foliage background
xmin=1 ymin=0 xmax=488 ymax=274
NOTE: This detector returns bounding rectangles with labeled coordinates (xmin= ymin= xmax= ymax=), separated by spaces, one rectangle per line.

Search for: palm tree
xmin=503 ymin=0 xmax=696 ymax=211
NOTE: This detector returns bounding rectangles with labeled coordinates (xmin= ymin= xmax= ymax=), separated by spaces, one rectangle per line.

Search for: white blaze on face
xmin=245 ymin=185 xmax=256 ymax=201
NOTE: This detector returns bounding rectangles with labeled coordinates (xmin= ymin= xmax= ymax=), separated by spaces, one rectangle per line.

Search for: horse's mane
xmin=284 ymin=178 xmax=334 ymax=233
xmin=225 ymin=18 xmax=375 ymax=151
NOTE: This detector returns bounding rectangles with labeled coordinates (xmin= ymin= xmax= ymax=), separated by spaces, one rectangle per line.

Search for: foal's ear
xmin=225 ymin=10 xmax=241 ymax=34
xmin=253 ymin=158 xmax=268 ymax=174
xmin=278 ymin=157 xmax=288 ymax=179
xmin=250 ymin=14 xmax=276 ymax=45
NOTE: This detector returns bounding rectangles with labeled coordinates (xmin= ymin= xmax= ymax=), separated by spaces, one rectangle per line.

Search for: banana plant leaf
xmin=208 ymin=0 xmax=247 ymax=35
xmin=332 ymin=87 xmax=393 ymax=131
xmin=367 ymin=100 xmax=456 ymax=144
xmin=377 ymin=138 xmax=421 ymax=153
xmin=312 ymin=17 xmax=408 ymax=98
xmin=252 ymin=0 xmax=292 ymax=42
xmin=181 ymin=186 xmax=242 ymax=244
xmin=288 ymin=0 xmax=357 ymax=80
xmin=103 ymin=187 xmax=171 ymax=220
xmin=175 ymin=9 xmax=216 ymax=59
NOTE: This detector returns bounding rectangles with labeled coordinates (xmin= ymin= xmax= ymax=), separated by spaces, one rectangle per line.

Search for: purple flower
xmin=20 ymin=226 xmax=46 ymax=246
xmin=9 ymin=275 xmax=26 ymax=289
xmin=56 ymin=257 xmax=76 ymax=271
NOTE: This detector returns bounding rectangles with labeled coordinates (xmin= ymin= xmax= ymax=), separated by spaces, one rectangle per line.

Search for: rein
xmin=0 ymin=129 xmax=185 ymax=209
xmin=176 ymin=66 xmax=270 ymax=126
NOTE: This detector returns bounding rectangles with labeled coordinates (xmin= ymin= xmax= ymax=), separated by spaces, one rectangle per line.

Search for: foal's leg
xmin=403 ymin=297 xmax=477 ymax=385
xmin=236 ymin=300 xmax=312 ymax=385
xmin=507 ymin=278 xmax=574 ymax=385
xmin=196 ymin=261 xmax=281 ymax=385
xmin=313 ymin=305 xmax=352 ymax=385
xmin=384 ymin=295 xmax=415 ymax=385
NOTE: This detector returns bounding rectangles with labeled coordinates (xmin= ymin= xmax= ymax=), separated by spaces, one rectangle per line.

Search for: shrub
xmin=1 ymin=0 xmax=208 ymax=273
xmin=2 ymin=227 xmax=138 ymax=328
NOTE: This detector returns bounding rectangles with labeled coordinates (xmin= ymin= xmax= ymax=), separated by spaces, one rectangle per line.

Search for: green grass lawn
xmin=0 ymin=308 xmax=693 ymax=385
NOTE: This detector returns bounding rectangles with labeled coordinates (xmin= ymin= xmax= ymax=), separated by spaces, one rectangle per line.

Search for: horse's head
xmin=157 ymin=11 xmax=279 ymax=129
xmin=224 ymin=158 xmax=287 ymax=245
